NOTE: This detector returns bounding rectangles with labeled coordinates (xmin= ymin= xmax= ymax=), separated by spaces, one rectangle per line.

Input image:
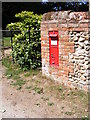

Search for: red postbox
xmin=49 ymin=31 xmax=59 ymax=66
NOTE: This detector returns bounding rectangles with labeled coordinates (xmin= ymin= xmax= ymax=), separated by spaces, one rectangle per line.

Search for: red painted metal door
xmin=49 ymin=31 xmax=59 ymax=66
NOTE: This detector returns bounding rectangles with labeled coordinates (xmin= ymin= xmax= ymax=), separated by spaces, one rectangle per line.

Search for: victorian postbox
xmin=49 ymin=31 xmax=59 ymax=66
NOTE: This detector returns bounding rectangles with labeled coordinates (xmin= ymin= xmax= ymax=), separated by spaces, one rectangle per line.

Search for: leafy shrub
xmin=7 ymin=11 xmax=42 ymax=70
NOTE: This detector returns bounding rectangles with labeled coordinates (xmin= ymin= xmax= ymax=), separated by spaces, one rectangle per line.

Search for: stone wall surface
xmin=69 ymin=31 xmax=89 ymax=90
xmin=41 ymin=11 xmax=89 ymax=91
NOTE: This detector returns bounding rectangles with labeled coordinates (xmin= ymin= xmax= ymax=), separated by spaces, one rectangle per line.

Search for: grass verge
xmin=2 ymin=56 xmax=24 ymax=89
xmin=3 ymin=37 xmax=11 ymax=47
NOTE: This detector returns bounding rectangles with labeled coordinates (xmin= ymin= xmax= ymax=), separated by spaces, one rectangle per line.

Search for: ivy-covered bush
xmin=7 ymin=11 xmax=42 ymax=70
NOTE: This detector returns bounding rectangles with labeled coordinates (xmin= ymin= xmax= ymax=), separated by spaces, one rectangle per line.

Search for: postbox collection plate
xmin=51 ymin=39 xmax=57 ymax=45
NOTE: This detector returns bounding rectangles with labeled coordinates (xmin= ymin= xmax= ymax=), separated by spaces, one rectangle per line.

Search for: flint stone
xmin=80 ymin=75 xmax=86 ymax=81
xmin=79 ymin=37 xmax=85 ymax=42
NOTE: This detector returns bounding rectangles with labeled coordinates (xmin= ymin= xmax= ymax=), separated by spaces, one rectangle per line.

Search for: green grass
xmin=77 ymin=90 xmax=86 ymax=98
xmin=65 ymin=111 xmax=73 ymax=116
xmin=2 ymin=56 xmax=40 ymax=90
xmin=41 ymin=96 xmax=49 ymax=101
xmin=35 ymin=80 xmax=41 ymax=84
xmin=57 ymin=86 xmax=63 ymax=92
xmin=2 ymin=56 xmax=11 ymax=68
xmin=25 ymin=86 xmax=32 ymax=89
xmin=5 ymin=67 xmax=22 ymax=80
xmin=13 ymin=75 xmax=21 ymax=80
xmin=24 ymin=69 xmax=39 ymax=77
xmin=3 ymin=37 xmax=11 ymax=47
xmin=69 ymin=89 xmax=88 ymax=104
xmin=17 ymin=86 xmax=22 ymax=90
xmin=12 ymin=79 xmax=26 ymax=87
xmin=61 ymin=93 xmax=65 ymax=100
xmin=48 ymin=101 xmax=54 ymax=106
xmin=33 ymin=86 xmax=43 ymax=94
xmin=2 ymin=56 xmax=24 ymax=88
xmin=24 ymin=73 xmax=31 ymax=77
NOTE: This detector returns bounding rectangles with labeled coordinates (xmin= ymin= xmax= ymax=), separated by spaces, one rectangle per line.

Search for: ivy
xmin=7 ymin=11 xmax=42 ymax=70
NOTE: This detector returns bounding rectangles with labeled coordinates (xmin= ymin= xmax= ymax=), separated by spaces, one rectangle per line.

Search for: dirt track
xmin=1 ymin=67 xmax=74 ymax=118
xmin=0 ymin=49 xmax=88 ymax=118
xmin=0 ymin=63 xmax=88 ymax=118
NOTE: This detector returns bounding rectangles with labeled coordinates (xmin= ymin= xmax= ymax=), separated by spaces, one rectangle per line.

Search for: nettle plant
xmin=7 ymin=11 xmax=42 ymax=70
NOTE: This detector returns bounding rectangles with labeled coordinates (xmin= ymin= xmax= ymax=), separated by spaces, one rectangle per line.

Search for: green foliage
xmin=33 ymin=86 xmax=43 ymax=94
xmin=48 ymin=101 xmax=54 ymax=106
xmin=82 ymin=116 xmax=88 ymax=120
xmin=7 ymin=11 xmax=42 ymax=70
